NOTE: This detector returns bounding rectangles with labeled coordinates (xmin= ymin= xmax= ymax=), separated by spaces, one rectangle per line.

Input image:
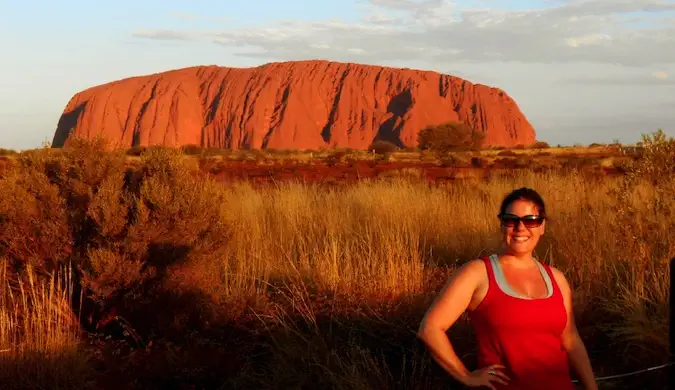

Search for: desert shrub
xmin=0 ymin=136 xmax=127 ymax=270
xmin=620 ymin=129 xmax=675 ymax=184
xmin=0 ymin=167 xmax=72 ymax=270
xmin=240 ymin=149 xmax=266 ymax=162
xmin=612 ymin=129 xmax=675 ymax=230
xmin=325 ymin=151 xmax=348 ymax=166
xmin=513 ymin=157 xmax=530 ymax=167
xmin=439 ymin=155 xmax=459 ymax=167
xmin=0 ymin=138 xmax=233 ymax=335
xmin=79 ymin=145 xmax=232 ymax=329
xmin=368 ymin=140 xmax=399 ymax=154
xmin=419 ymin=150 xmax=438 ymax=162
xmin=440 ymin=154 xmax=471 ymax=167
xmin=470 ymin=157 xmax=487 ymax=168
xmin=180 ymin=144 xmax=203 ymax=155
xmin=417 ymin=122 xmax=484 ymax=152
xmin=497 ymin=150 xmax=517 ymax=157
xmin=492 ymin=157 xmax=517 ymax=169
xmin=126 ymin=146 xmax=146 ymax=156
xmin=126 ymin=145 xmax=175 ymax=157
xmin=530 ymin=141 xmax=550 ymax=149
xmin=369 ymin=140 xmax=398 ymax=154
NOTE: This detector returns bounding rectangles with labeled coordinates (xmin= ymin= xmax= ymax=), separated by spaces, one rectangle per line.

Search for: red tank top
xmin=467 ymin=255 xmax=574 ymax=390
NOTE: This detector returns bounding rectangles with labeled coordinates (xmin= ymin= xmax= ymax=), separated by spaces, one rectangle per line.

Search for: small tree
xmin=417 ymin=122 xmax=484 ymax=152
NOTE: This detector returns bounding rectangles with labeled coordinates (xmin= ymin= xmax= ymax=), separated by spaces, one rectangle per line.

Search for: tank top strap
xmin=480 ymin=255 xmax=497 ymax=283
xmin=538 ymin=262 xmax=562 ymax=297
xmin=472 ymin=255 xmax=498 ymax=311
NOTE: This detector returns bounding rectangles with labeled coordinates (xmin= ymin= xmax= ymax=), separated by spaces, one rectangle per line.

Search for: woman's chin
xmin=505 ymin=243 xmax=535 ymax=254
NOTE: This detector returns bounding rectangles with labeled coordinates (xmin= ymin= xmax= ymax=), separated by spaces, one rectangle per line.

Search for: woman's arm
xmin=417 ymin=260 xmax=509 ymax=389
xmin=552 ymin=268 xmax=597 ymax=390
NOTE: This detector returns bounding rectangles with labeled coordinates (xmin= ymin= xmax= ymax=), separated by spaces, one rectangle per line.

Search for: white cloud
xmin=132 ymin=0 xmax=675 ymax=67
xmin=564 ymin=74 xmax=675 ymax=85
xmin=309 ymin=43 xmax=331 ymax=50
xmin=565 ymin=33 xmax=612 ymax=48
xmin=132 ymin=29 xmax=195 ymax=41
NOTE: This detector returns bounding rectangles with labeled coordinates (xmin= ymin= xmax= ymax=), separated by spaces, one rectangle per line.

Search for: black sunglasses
xmin=498 ymin=213 xmax=545 ymax=228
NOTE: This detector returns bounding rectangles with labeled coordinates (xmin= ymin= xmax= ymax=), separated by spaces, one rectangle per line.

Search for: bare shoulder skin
xmin=423 ymin=259 xmax=488 ymax=324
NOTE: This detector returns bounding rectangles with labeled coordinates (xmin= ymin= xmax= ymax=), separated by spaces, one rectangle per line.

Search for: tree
xmin=417 ymin=122 xmax=484 ymax=152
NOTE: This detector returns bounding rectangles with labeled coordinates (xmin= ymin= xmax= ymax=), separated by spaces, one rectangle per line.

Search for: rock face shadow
xmin=376 ymin=89 xmax=413 ymax=147
xmin=53 ymin=102 xmax=87 ymax=147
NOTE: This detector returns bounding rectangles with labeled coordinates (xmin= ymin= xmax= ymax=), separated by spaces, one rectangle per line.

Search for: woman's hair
xmin=499 ymin=187 xmax=546 ymax=218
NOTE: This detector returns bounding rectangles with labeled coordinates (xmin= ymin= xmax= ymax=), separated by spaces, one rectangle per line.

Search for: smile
xmin=512 ymin=236 xmax=530 ymax=242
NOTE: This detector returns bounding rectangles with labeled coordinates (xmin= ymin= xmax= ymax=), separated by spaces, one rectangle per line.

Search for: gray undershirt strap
xmin=489 ymin=254 xmax=553 ymax=300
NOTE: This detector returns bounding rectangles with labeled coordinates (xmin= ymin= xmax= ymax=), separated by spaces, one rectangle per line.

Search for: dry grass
xmin=215 ymin=166 xmax=672 ymax=311
xmin=0 ymin=132 xmax=671 ymax=388
xmin=0 ymin=263 xmax=91 ymax=389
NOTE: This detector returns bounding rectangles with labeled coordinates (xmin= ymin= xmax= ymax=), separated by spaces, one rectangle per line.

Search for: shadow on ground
xmin=75 ymin=281 xmax=671 ymax=390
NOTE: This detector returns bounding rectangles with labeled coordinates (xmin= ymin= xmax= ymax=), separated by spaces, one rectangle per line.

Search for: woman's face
xmin=500 ymin=199 xmax=545 ymax=255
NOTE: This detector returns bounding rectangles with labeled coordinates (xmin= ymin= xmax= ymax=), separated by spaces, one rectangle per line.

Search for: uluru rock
xmin=52 ymin=60 xmax=536 ymax=150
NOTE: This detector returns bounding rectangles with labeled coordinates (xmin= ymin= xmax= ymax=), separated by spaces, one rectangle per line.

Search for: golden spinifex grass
xmin=218 ymin=169 xmax=669 ymax=299
xmin=0 ymin=263 xmax=91 ymax=389
xmin=211 ymin=168 xmax=672 ymax=387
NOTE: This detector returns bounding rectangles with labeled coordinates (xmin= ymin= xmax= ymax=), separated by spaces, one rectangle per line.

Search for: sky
xmin=1 ymin=0 xmax=674 ymax=150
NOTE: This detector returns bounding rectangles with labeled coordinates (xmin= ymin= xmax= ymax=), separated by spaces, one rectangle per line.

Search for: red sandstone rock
xmin=52 ymin=60 xmax=536 ymax=150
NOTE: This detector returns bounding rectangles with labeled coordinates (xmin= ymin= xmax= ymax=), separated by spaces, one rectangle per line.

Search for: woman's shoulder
xmin=458 ymin=256 xmax=490 ymax=274
xmin=449 ymin=257 xmax=491 ymax=288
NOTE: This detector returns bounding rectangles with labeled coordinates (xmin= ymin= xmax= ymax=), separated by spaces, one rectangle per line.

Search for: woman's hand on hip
xmin=460 ymin=364 xmax=510 ymax=389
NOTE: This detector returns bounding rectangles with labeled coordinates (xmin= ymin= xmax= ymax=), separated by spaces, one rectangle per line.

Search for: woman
xmin=417 ymin=188 xmax=597 ymax=390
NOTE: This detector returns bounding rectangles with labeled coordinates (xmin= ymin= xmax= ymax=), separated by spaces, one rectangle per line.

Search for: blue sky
xmin=1 ymin=0 xmax=674 ymax=149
